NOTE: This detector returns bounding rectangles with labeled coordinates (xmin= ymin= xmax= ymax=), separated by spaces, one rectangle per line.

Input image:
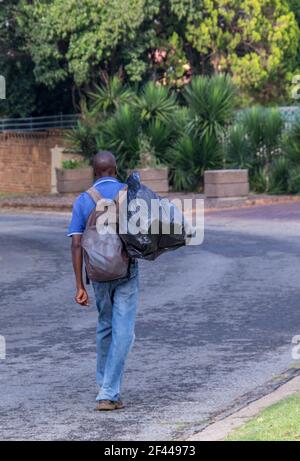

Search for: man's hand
xmin=71 ymin=235 xmax=89 ymax=307
xmin=75 ymin=287 xmax=89 ymax=307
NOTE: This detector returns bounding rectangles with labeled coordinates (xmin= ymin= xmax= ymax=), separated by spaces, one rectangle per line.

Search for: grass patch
xmin=225 ymin=392 xmax=300 ymax=441
xmin=0 ymin=193 xmax=30 ymax=199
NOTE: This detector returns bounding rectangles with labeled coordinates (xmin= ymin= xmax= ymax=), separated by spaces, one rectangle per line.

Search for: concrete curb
xmin=0 ymin=204 xmax=72 ymax=212
xmin=204 ymin=195 xmax=300 ymax=213
xmin=1 ymin=194 xmax=300 ymax=214
xmin=186 ymin=372 xmax=300 ymax=441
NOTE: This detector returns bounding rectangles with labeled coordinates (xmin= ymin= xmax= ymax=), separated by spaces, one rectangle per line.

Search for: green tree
xmin=3 ymin=0 xmax=300 ymax=115
xmin=0 ymin=0 xmax=75 ymax=117
xmin=19 ymin=0 xmax=204 ymax=90
xmin=184 ymin=0 xmax=300 ymax=103
xmin=19 ymin=0 xmax=161 ymax=87
xmin=287 ymin=0 xmax=300 ymax=24
xmin=0 ymin=0 xmax=37 ymax=116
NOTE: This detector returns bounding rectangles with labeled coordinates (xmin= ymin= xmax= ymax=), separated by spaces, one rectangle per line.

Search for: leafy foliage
xmin=0 ymin=0 xmax=36 ymax=116
xmin=8 ymin=0 xmax=299 ymax=112
xmin=225 ymin=108 xmax=300 ymax=194
xmin=0 ymin=0 xmax=75 ymax=116
xmin=97 ymin=104 xmax=141 ymax=178
xmin=19 ymin=0 xmax=160 ymax=87
xmin=68 ymin=75 xmax=229 ymax=189
xmin=268 ymin=157 xmax=290 ymax=194
xmin=89 ymin=76 xmax=136 ymax=116
xmin=226 ymin=107 xmax=284 ymax=191
xmin=62 ymin=159 xmax=89 ymax=169
xmin=183 ymin=75 xmax=237 ymax=141
xmin=279 ymin=119 xmax=300 ymax=193
xmin=168 ymin=136 xmax=201 ymax=191
xmin=185 ymin=0 xmax=300 ymax=104
xmin=136 ymin=81 xmax=178 ymax=124
xmin=65 ymin=103 xmax=101 ymax=161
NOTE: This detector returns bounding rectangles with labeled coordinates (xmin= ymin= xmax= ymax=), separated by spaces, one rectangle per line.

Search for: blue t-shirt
xmin=68 ymin=176 xmax=126 ymax=236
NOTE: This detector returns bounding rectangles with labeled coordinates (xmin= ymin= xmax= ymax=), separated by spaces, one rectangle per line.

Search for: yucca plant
xmin=169 ymin=134 xmax=223 ymax=191
xmin=242 ymin=107 xmax=283 ymax=156
xmin=89 ymin=76 xmax=136 ymax=116
xmin=225 ymin=107 xmax=284 ymax=192
xmin=136 ymin=133 xmax=161 ymax=168
xmin=136 ymin=81 xmax=179 ymax=124
xmin=201 ymin=134 xmax=224 ymax=172
xmin=282 ymin=120 xmax=300 ymax=164
xmin=288 ymin=165 xmax=300 ymax=193
xmin=97 ymin=104 xmax=140 ymax=178
xmin=66 ymin=74 xmax=244 ymax=192
xmin=268 ymin=157 xmax=290 ymax=194
xmin=143 ymin=118 xmax=176 ymax=165
xmin=279 ymin=119 xmax=300 ymax=194
xmin=65 ymin=105 xmax=100 ymax=162
xmin=224 ymin=124 xmax=253 ymax=170
xmin=168 ymin=136 xmax=201 ymax=191
xmin=98 ymin=100 xmax=177 ymax=178
xmin=183 ymin=74 xmax=237 ymax=142
xmin=247 ymin=108 xmax=283 ymax=191
xmin=170 ymin=107 xmax=190 ymax=136
xmin=250 ymin=168 xmax=268 ymax=193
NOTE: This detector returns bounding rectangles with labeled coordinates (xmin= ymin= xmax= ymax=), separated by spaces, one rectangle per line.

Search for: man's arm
xmin=71 ymin=234 xmax=89 ymax=306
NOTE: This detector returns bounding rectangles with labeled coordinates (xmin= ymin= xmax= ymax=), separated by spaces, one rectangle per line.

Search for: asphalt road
xmin=1 ymin=203 xmax=300 ymax=441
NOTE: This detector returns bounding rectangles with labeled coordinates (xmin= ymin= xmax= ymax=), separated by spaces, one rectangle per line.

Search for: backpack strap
xmin=86 ymin=184 xmax=127 ymax=224
xmin=86 ymin=186 xmax=103 ymax=204
xmin=86 ymin=185 xmax=127 ymax=204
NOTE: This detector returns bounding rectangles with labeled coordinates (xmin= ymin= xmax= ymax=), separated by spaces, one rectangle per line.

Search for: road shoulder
xmin=187 ymin=372 xmax=300 ymax=441
xmin=1 ymin=192 xmax=300 ymax=213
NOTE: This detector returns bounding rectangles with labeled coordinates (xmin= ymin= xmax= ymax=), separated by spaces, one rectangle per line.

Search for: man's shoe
xmin=96 ymin=399 xmax=125 ymax=411
xmin=114 ymin=399 xmax=125 ymax=410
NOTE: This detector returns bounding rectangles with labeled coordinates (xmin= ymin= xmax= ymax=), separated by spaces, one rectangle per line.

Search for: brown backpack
xmin=81 ymin=186 xmax=129 ymax=282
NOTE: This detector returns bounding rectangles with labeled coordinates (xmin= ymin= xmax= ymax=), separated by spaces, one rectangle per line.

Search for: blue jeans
xmin=92 ymin=261 xmax=139 ymax=402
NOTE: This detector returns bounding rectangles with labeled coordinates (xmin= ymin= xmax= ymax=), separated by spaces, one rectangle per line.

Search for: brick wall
xmin=0 ymin=131 xmax=67 ymax=194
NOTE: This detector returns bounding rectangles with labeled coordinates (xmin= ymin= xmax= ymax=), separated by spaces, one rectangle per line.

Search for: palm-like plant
xmin=224 ymin=124 xmax=253 ymax=170
xmin=278 ymin=119 xmax=300 ymax=194
xmin=165 ymin=76 xmax=235 ymax=191
xmin=65 ymin=74 xmax=242 ymax=192
xmin=282 ymin=120 xmax=300 ymax=164
xmin=97 ymin=86 xmax=179 ymax=178
xmin=143 ymin=118 xmax=175 ymax=164
xmin=65 ymin=105 xmax=100 ymax=162
xmin=170 ymin=107 xmax=190 ymax=135
xmin=169 ymin=134 xmax=223 ymax=191
xmin=243 ymin=107 xmax=283 ymax=190
xmin=242 ymin=107 xmax=283 ymax=157
xmin=136 ymin=133 xmax=161 ymax=168
xmin=225 ymin=107 xmax=284 ymax=192
xmin=250 ymin=168 xmax=268 ymax=193
xmin=183 ymin=75 xmax=237 ymax=141
xmin=136 ymin=81 xmax=179 ymax=124
xmin=288 ymin=165 xmax=300 ymax=193
xmin=268 ymin=157 xmax=290 ymax=194
xmin=98 ymin=104 xmax=140 ymax=178
xmin=89 ymin=76 xmax=136 ymax=115
xmin=200 ymin=134 xmax=224 ymax=172
xmin=168 ymin=136 xmax=200 ymax=191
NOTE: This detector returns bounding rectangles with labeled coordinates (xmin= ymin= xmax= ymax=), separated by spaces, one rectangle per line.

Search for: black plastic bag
xmin=119 ymin=172 xmax=187 ymax=260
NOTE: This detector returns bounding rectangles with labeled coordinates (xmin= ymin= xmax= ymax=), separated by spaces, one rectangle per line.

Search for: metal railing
xmin=2 ymin=106 xmax=300 ymax=133
xmin=0 ymin=114 xmax=80 ymax=132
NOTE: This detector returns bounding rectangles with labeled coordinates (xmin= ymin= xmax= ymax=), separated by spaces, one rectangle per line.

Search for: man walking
xmin=68 ymin=151 xmax=139 ymax=411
